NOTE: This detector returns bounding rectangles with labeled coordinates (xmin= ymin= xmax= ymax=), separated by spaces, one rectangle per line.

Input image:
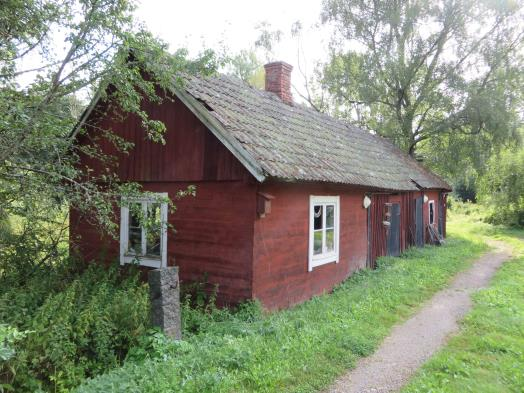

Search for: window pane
xmin=128 ymin=204 xmax=142 ymax=254
xmin=313 ymin=230 xmax=323 ymax=255
xmin=326 ymin=205 xmax=334 ymax=228
xmin=326 ymin=228 xmax=334 ymax=252
xmin=129 ymin=203 xmax=141 ymax=228
xmin=146 ymin=203 xmax=161 ymax=256
xmin=314 ymin=205 xmax=323 ymax=230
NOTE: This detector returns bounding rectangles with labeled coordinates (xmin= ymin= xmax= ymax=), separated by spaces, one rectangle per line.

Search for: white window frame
xmin=120 ymin=193 xmax=168 ymax=268
xmin=308 ymin=195 xmax=340 ymax=271
xmin=428 ymin=200 xmax=435 ymax=225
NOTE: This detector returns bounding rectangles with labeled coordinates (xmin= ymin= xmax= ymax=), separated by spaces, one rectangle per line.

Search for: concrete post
xmin=148 ymin=266 xmax=182 ymax=339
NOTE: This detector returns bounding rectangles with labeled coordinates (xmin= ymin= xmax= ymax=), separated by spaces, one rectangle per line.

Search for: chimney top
xmin=264 ymin=61 xmax=293 ymax=105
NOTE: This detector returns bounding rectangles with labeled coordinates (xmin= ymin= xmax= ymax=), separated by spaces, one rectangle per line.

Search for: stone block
xmin=148 ymin=266 xmax=181 ymax=339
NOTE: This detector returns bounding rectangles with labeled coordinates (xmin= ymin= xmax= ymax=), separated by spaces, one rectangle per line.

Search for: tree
xmin=478 ymin=146 xmax=524 ymax=226
xmin=0 ymin=0 xmax=217 ymax=276
xmin=320 ymin=0 xmax=523 ymax=159
xmin=227 ymin=50 xmax=265 ymax=88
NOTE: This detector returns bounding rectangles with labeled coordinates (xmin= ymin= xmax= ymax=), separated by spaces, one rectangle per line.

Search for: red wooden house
xmin=71 ymin=61 xmax=451 ymax=309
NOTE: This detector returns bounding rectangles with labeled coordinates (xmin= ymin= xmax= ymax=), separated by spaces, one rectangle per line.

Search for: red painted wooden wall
xmin=71 ymin=95 xmax=257 ymax=305
xmin=72 ymin=92 xmax=449 ymax=309
xmin=252 ymin=182 xmax=369 ymax=309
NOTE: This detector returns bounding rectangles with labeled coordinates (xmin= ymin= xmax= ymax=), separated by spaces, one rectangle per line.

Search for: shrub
xmin=452 ymin=171 xmax=478 ymax=202
xmin=1 ymin=324 xmax=30 ymax=392
xmin=0 ymin=260 xmax=150 ymax=392
xmin=478 ymin=148 xmax=524 ymax=227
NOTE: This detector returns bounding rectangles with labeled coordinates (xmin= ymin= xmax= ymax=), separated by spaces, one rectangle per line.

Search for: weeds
xmin=76 ymin=218 xmax=487 ymax=393
xmin=0 ymin=261 xmax=150 ymax=392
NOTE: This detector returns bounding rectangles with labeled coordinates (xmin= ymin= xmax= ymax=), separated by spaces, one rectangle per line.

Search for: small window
xmin=309 ymin=196 xmax=340 ymax=271
xmin=120 ymin=193 xmax=168 ymax=268
xmin=428 ymin=200 xmax=435 ymax=225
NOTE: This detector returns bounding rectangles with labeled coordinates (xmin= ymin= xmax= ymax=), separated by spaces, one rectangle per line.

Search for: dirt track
xmin=325 ymin=241 xmax=512 ymax=393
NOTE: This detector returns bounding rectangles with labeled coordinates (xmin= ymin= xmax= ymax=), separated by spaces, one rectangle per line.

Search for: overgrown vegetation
xmin=0 ymin=261 xmax=150 ymax=392
xmin=402 ymin=207 xmax=524 ymax=393
xmin=75 ymin=219 xmax=486 ymax=393
xmin=2 ymin=202 xmax=519 ymax=393
xmin=478 ymin=147 xmax=524 ymax=227
xmin=0 ymin=0 xmax=217 ymax=288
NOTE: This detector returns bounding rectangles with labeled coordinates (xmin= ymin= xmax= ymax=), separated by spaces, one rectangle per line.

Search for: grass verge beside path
xmin=76 ymin=217 xmax=487 ymax=393
xmin=402 ymin=210 xmax=524 ymax=393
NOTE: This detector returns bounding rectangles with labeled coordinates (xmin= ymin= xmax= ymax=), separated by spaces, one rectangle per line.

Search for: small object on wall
xmin=257 ymin=192 xmax=275 ymax=218
xmin=363 ymin=195 xmax=371 ymax=209
xmin=148 ymin=266 xmax=182 ymax=339
xmin=423 ymin=194 xmax=429 ymax=204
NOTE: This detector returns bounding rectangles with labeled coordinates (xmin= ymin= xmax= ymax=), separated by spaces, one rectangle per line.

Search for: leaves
xmin=478 ymin=146 xmax=524 ymax=226
xmin=77 ymin=222 xmax=487 ymax=393
xmin=320 ymin=0 xmax=523 ymax=167
xmin=0 ymin=0 xmax=218 ymax=278
xmin=0 ymin=260 xmax=150 ymax=391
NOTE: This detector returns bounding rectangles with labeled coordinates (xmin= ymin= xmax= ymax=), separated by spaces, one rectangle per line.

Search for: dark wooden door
xmin=438 ymin=195 xmax=444 ymax=236
xmin=415 ymin=196 xmax=424 ymax=247
xmin=387 ymin=203 xmax=401 ymax=256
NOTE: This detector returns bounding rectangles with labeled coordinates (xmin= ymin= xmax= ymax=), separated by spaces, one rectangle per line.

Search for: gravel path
xmin=325 ymin=241 xmax=512 ymax=393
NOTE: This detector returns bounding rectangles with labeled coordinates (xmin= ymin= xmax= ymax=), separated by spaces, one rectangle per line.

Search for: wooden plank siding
xmin=71 ymin=91 xmax=449 ymax=309
xmin=71 ymin=94 xmax=257 ymax=305
xmin=252 ymin=182 xmax=368 ymax=309
xmin=75 ymin=96 xmax=250 ymax=183
xmin=369 ymin=190 xmax=445 ymax=267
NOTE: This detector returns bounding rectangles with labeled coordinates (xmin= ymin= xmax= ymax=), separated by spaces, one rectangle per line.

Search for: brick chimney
xmin=264 ymin=61 xmax=293 ymax=105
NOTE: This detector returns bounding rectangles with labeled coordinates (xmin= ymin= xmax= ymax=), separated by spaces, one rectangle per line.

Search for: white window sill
xmin=309 ymin=253 xmax=338 ymax=271
xmin=120 ymin=255 xmax=163 ymax=268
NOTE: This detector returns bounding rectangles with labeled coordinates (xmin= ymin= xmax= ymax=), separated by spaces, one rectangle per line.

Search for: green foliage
xmin=478 ymin=147 xmax=524 ymax=227
xmin=0 ymin=0 xmax=218 ymax=280
xmin=320 ymin=0 xmax=523 ymax=165
xmin=0 ymin=325 xmax=30 ymax=393
xmin=451 ymin=171 xmax=478 ymax=202
xmin=403 ymin=211 xmax=524 ymax=393
xmin=227 ymin=50 xmax=265 ymax=88
xmin=76 ymin=219 xmax=487 ymax=393
xmin=0 ymin=260 xmax=149 ymax=392
xmin=0 ymin=325 xmax=28 ymax=362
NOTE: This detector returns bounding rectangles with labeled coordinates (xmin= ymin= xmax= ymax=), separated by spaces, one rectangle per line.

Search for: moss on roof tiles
xmin=184 ymin=74 xmax=451 ymax=191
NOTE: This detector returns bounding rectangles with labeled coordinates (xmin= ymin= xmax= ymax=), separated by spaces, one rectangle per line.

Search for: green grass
xmin=76 ymin=214 xmax=488 ymax=393
xmin=402 ymin=208 xmax=524 ymax=393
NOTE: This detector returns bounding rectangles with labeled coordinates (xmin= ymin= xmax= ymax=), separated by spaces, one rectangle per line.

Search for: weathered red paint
xmin=252 ymin=182 xmax=368 ymax=309
xmin=71 ymin=94 xmax=257 ymax=305
xmin=71 ymin=93 xmax=448 ymax=309
xmin=76 ymin=95 xmax=250 ymax=183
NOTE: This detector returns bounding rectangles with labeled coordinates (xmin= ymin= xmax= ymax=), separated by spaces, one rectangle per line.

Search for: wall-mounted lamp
xmin=423 ymin=194 xmax=429 ymax=203
xmin=363 ymin=195 xmax=371 ymax=209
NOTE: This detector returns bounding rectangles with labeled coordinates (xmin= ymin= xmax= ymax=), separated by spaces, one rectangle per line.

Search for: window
xmin=309 ymin=196 xmax=340 ymax=271
xmin=428 ymin=200 xmax=435 ymax=225
xmin=120 ymin=193 xmax=168 ymax=268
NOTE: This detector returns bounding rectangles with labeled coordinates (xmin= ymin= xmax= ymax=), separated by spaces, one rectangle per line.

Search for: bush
xmin=452 ymin=171 xmax=478 ymax=202
xmin=0 ymin=260 xmax=150 ymax=392
xmin=478 ymin=148 xmax=524 ymax=227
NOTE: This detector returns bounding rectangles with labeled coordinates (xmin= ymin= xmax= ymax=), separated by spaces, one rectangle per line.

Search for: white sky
xmin=135 ymin=0 xmax=331 ymax=100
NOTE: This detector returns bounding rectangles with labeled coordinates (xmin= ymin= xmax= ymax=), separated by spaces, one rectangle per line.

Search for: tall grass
xmin=76 ymin=216 xmax=487 ymax=393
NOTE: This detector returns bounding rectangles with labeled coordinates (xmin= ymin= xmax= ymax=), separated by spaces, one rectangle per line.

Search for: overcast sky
xmin=135 ymin=0 xmax=332 ymax=99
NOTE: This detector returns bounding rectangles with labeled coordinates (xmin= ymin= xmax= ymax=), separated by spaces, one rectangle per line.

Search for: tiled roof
xmin=182 ymin=74 xmax=451 ymax=191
